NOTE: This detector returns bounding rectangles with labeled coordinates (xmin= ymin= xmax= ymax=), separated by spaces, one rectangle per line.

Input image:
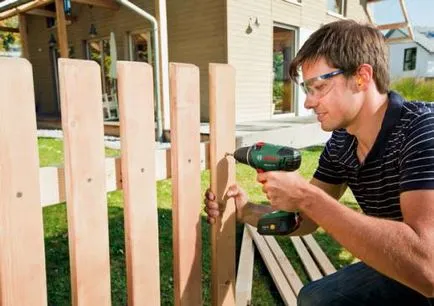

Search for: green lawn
xmin=40 ymin=138 xmax=358 ymax=305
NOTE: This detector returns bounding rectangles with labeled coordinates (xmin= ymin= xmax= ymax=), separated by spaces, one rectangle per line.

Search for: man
xmin=205 ymin=20 xmax=434 ymax=305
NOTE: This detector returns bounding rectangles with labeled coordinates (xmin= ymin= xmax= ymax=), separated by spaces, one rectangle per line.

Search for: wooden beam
xmin=377 ymin=21 xmax=408 ymax=31
xmin=55 ymin=0 xmax=68 ymax=58
xmin=0 ymin=25 xmax=19 ymax=32
xmin=399 ymin=0 xmax=414 ymax=40
xmin=386 ymin=36 xmax=412 ymax=43
xmin=18 ymin=14 xmax=29 ymax=59
xmin=235 ymin=226 xmax=255 ymax=306
xmin=264 ymin=235 xmax=304 ymax=295
xmin=154 ymin=0 xmax=170 ymax=135
xmin=301 ymin=235 xmax=336 ymax=276
xmin=27 ymin=8 xmax=56 ymax=17
xmin=71 ymin=0 xmax=119 ymax=10
xmin=247 ymin=225 xmax=297 ymax=305
xmin=0 ymin=0 xmax=54 ymax=21
xmin=209 ymin=63 xmax=236 ymax=306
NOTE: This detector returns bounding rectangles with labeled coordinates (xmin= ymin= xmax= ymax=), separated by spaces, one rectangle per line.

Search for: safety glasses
xmin=300 ymin=69 xmax=344 ymax=99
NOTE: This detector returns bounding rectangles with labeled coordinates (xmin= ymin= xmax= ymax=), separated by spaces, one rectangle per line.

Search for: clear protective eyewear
xmin=300 ymin=69 xmax=344 ymax=99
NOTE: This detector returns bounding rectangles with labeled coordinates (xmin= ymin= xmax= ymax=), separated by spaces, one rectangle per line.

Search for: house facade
xmin=386 ymin=27 xmax=434 ymax=80
xmin=1 ymin=0 xmax=370 ymax=128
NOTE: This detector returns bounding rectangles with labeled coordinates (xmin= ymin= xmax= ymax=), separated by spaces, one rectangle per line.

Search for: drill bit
xmin=225 ymin=152 xmax=234 ymax=158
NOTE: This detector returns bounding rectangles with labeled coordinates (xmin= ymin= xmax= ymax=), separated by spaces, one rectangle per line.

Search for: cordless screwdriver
xmin=227 ymin=142 xmax=302 ymax=235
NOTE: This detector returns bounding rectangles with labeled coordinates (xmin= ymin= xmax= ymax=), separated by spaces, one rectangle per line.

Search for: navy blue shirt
xmin=314 ymin=91 xmax=434 ymax=221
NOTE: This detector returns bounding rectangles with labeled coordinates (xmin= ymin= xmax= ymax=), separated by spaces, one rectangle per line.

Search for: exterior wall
xmin=227 ymin=0 xmax=369 ymax=122
xmin=166 ymin=0 xmax=227 ymax=121
xmin=27 ymin=0 xmax=226 ymax=121
xmin=27 ymin=1 xmax=156 ymax=115
xmin=389 ymin=41 xmax=434 ymax=80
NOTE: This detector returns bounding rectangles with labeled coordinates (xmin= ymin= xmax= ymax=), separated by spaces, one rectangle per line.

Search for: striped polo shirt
xmin=313 ymin=91 xmax=434 ymax=221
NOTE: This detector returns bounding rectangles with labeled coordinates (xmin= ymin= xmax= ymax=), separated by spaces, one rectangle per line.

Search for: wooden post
xmin=170 ymin=63 xmax=202 ymax=305
xmin=117 ymin=61 xmax=161 ymax=305
xmin=18 ymin=14 xmax=29 ymax=59
xmin=209 ymin=63 xmax=236 ymax=306
xmin=55 ymin=0 xmax=68 ymax=58
xmin=58 ymin=59 xmax=111 ymax=305
xmin=154 ymin=0 xmax=171 ymax=137
xmin=0 ymin=58 xmax=47 ymax=305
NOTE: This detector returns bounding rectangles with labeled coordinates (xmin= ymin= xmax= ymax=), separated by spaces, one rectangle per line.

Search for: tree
xmin=0 ymin=16 xmax=20 ymax=51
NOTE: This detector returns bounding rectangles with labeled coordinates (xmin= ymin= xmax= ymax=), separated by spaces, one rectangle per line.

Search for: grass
xmin=38 ymin=137 xmax=120 ymax=167
xmin=40 ymin=139 xmax=358 ymax=305
xmin=391 ymin=77 xmax=434 ymax=102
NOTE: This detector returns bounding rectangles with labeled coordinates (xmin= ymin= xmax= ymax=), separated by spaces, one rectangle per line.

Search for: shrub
xmin=391 ymin=78 xmax=434 ymax=102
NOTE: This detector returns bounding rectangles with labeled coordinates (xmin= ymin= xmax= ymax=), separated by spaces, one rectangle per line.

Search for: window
xmin=403 ymin=47 xmax=417 ymax=71
xmin=129 ymin=31 xmax=152 ymax=63
xmin=86 ymin=37 xmax=119 ymax=120
xmin=327 ymin=0 xmax=345 ymax=16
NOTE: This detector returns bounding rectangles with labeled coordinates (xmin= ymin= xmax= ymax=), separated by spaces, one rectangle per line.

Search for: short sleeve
xmin=313 ymin=136 xmax=347 ymax=185
xmin=400 ymin=112 xmax=434 ymax=192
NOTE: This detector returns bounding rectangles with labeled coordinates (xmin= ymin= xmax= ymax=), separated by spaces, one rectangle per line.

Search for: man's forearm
xmin=299 ymin=185 xmax=434 ymax=297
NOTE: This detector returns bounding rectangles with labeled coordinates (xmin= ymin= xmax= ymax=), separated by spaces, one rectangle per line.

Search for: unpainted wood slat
xmin=209 ymin=63 xmax=237 ymax=306
xmin=170 ymin=63 xmax=202 ymax=305
xmin=247 ymin=226 xmax=297 ymax=306
xmin=290 ymin=237 xmax=322 ymax=281
xmin=236 ymin=226 xmax=255 ymax=306
xmin=301 ymin=235 xmax=336 ymax=276
xmin=58 ymin=59 xmax=111 ymax=306
xmin=117 ymin=61 xmax=160 ymax=305
xmin=0 ymin=58 xmax=47 ymax=306
xmin=264 ymin=236 xmax=304 ymax=295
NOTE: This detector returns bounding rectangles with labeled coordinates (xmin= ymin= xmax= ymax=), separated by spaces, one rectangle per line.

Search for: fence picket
xmin=117 ymin=61 xmax=160 ymax=305
xmin=209 ymin=63 xmax=236 ymax=306
xmin=170 ymin=63 xmax=202 ymax=305
xmin=0 ymin=58 xmax=47 ymax=306
xmin=58 ymin=59 xmax=111 ymax=305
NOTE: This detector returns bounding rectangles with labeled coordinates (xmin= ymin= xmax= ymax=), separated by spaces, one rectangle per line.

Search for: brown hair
xmin=289 ymin=19 xmax=389 ymax=93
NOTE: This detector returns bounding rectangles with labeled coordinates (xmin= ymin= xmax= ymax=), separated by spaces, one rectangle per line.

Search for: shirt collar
xmin=337 ymin=91 xmax=404 ymax=167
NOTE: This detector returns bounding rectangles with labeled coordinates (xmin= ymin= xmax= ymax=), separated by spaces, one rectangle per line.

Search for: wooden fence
xmin=0 ymin=57 xmax=236 ymax=305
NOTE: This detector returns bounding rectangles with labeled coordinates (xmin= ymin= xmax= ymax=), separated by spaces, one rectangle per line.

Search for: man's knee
xmin=297 ymin=280 xmax=327 ymax=306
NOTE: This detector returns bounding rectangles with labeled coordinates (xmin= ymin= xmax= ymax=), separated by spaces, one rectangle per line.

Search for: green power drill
xmin=228 ymin=142 xmax=302 ymax=235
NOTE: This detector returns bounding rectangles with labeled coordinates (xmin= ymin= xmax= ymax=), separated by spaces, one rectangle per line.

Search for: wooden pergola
xmin=365 ymin=0 xmax=414 ymax=42
xmin=0 ymin=0 xmax=119 ymax=58
xmin=0 ymin=0 xmax=171 ymax=139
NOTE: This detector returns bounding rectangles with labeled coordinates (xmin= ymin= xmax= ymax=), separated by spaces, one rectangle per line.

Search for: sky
xmin=371 ymin=0 xmax=434 ymax=27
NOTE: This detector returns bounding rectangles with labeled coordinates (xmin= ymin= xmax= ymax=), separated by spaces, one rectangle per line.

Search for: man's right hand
xmin=204 ymin=184 xmax=249 ymax=224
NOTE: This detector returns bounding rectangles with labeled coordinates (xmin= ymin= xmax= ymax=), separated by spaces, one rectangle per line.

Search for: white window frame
xmin=128 ymin=29 xmax=153 ymax=64
xmin=327 ymin=0 xmax=346 ymax=17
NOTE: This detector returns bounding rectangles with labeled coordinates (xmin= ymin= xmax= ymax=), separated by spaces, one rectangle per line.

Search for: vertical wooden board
xmin=209 ymin=63 xmax=236 ymax=306
xmin=58 ymin=59 xmax=111 ymax=306
xmin=235 ymin=226 xmax=254 ymax=306
xmin=170 ymin=63 xmax=202 ymax=305
xmin=0 ymin=58 xmax=47 ymax=306
xmin=117 ymin=61 xmax=160 ymax=305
